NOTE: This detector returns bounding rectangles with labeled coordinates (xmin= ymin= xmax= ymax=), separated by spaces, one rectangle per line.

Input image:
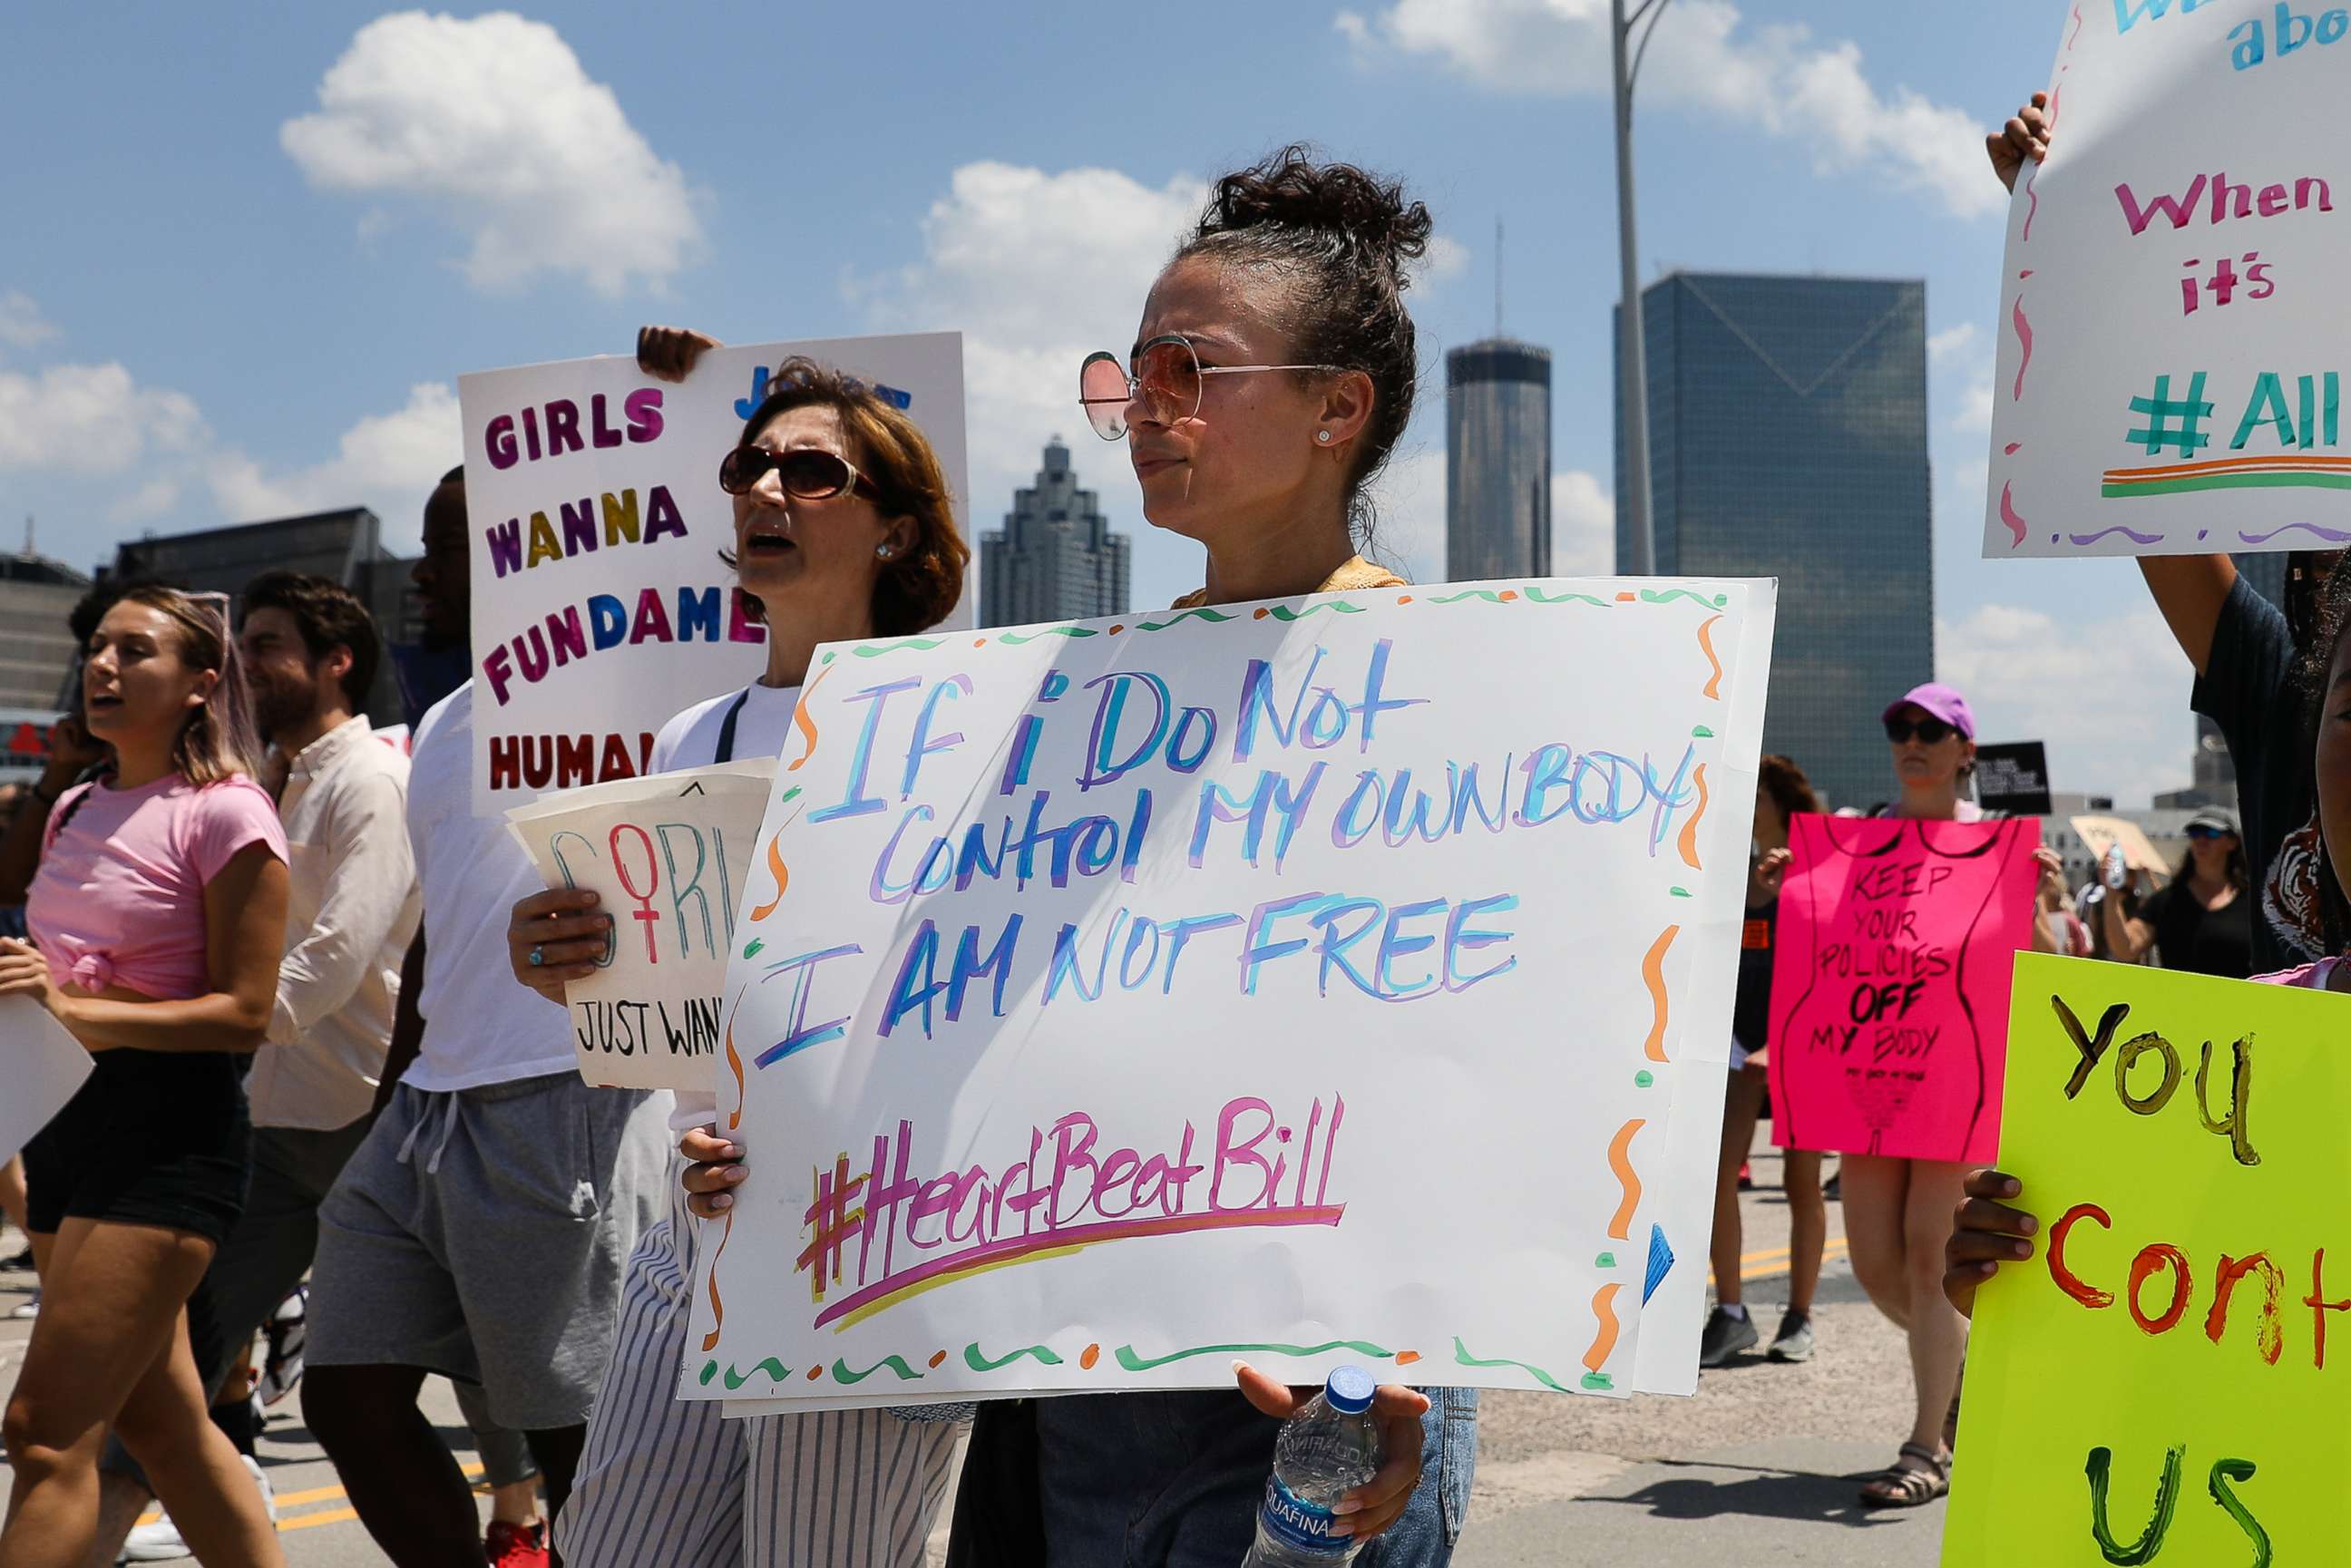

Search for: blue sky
xmin=0 ymin=1 xmax=2194 ymax=803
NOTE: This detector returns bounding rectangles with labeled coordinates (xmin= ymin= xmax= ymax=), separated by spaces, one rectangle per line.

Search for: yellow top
xmin=1168 ymin=555 xmax=1407 ymax=610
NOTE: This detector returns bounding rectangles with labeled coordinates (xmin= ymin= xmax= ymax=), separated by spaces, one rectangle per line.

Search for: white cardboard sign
xmin=0 ymin=995 xmax=93 ymax=1164
xmin=506 ymin=760 xmax=776 ymax=1090
xmin=1985 ymin=1 xmax=2351 ymax=559
xmin=460 ymin=334 xmax=968 ymax=812
xmin=681 ymin=575 xmax=1776 ymax=1412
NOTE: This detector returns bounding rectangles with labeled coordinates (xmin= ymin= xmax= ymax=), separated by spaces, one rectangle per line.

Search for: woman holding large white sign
xmin=679 ymin=147 xmax=1472 ymax=1567
xmin=508 ymin=352 xmax=972 ymax=1567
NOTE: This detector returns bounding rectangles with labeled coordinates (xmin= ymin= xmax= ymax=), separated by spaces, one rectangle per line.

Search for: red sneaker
xmin=484 ymin=1521 xmax=550 ymax=1568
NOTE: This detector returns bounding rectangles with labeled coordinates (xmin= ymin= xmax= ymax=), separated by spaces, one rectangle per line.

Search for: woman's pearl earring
xmin=1315 ymin=430 xmax=1332 ymax=444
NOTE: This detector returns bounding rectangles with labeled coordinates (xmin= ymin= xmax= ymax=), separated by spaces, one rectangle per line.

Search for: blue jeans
xmin=1033 ymin=1385 xmax=1477 ymax=1565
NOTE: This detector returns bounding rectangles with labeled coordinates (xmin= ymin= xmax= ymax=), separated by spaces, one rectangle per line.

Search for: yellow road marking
xmin=137 ymin=1461 xmax=490 ymax=1534
xmin=1737 ymin=1239 xmax=1849 ymax=1283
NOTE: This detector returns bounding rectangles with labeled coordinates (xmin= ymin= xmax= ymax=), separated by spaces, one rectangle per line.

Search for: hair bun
xmin=1199 ymin=145 xmax=1432 ymax=286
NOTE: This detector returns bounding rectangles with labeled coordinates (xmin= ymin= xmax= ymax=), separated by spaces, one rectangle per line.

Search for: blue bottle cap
xmin=1324 ymin=1366 xmax=1375 ymax=1415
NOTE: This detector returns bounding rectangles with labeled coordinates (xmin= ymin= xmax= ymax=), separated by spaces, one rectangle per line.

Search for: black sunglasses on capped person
xmin=2185 ymin=824 xmax=2237 ymax=841
xmin=717 ymin=445 xmax=881 ymax=502
xmin=1883 ymin=716 xmax=1956 ymax=745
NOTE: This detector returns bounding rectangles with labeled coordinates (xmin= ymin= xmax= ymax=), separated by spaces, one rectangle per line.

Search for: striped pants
xmin=559 ymin=1169 xmax=961 ymax=1567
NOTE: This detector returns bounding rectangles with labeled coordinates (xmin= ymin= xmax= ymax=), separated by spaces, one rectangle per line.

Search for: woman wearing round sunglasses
xmin=506 ymin=351 xmax=971 ymax=1568
xmin=961 ymin=147 xmax=1466 ymax=1568
xmin=1835 ymin=684 xmax=2064 ymax=1508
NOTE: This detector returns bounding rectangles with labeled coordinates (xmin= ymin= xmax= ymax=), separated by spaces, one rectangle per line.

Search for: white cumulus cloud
xmin=1936 ymin=602 xmax=2195 ymax=809
xmin=0 ymin=363 xmax=205 ymax=474
xmin=1551 ymin=468 xmax=1615 ymax=575
xmin=208 ymin=382 xmax=462 ymax=541
xmin=1356 ymin=0 xmax=2001 ymax=219
xmin=281 ymin=11 xmax=703 ymax=295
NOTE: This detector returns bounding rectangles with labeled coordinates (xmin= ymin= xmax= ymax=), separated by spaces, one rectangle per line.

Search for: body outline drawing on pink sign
xmin=1766 ymin=813 xmax=2040 ymax=1164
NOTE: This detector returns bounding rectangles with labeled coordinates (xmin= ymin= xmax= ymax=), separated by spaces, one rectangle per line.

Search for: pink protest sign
xmin=1767 ymin=814 xmax=2041 ymax=1164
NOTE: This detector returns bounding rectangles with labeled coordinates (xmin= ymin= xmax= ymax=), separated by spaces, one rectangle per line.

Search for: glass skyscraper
xmin=1447 ymin=339 xmax=1552 ymax=582
xmin=980 ymin=437 xmax=1131 ymax=628
xmin=1616 ymin=273 xmax=1933 ymax=812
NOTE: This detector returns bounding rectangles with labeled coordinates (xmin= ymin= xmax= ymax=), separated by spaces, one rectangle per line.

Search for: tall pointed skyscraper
xmin=980 ymin=438 xmax=1131 ymax=628
xmin=1446 ymin=340 xmax=1554 ymax=582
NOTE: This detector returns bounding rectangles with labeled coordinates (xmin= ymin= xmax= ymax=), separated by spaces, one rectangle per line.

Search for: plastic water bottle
xmin=2102 ymin=842 xmax=2129 ymax=891
xmin=1243 ymin=1367 xmax=1384 ymax=1566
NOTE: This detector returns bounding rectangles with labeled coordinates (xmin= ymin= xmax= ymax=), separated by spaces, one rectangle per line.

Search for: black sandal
xmin=1859 ymin=1442 xmax=1951 ymax=1507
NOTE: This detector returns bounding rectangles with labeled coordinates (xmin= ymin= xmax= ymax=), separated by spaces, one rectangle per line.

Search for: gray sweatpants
xmin=308 ymin=1072 xmax=672 ymax=1431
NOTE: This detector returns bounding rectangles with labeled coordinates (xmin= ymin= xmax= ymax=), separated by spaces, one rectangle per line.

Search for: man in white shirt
xmin=301 ymin=471 xmax=670 ymax=1568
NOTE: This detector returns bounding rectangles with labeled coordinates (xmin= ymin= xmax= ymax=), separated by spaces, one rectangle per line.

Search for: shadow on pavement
xmin=1588 ymin=1457 xmax=1931 ymax=1529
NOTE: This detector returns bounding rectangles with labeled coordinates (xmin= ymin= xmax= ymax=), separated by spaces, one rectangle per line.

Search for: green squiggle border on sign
xmin=834 ymin=1354 xmax=923 ymax=1385
xmin=715 ymin=1358 xmax=791 ymax=1389
xmin=1452 ymin=1337 xmax=1573 ymax=1393
xmin=966 ymin=1341 xmax=1066 ymax=1371
xmin=849 ymin=637 xmax=947 ymax=658
xmin=996 ymin=626 xmax=1101 ymax=646
xmin=1523 ymin=587 xmax=1612 ymax=607
xmin=1114 ymin=1339 xmax=1396 ymax=1373
xmin=1638 ymin=588 xmax=1730 ymax=609
xmin=1265 ymin=600 xmax=1363 ymax=621
xmin=1136 ymin=608 xmax=1237 ymax=631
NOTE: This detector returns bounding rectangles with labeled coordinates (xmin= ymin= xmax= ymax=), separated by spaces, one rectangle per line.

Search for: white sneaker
xmin=121 ymin=1510 xmax=189 ymax=1563
xmin=121 ymin=1457 xmax=275 ymax=1563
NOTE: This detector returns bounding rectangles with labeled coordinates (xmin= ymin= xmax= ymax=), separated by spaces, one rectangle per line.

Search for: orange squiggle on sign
xmin=1605 ymin=1119 xmax=1645 ymax=1240
xmin=1641 ymin=927 xmax=1677 ymax=1063
xmin=1583 ymin=1284 xmax=1624 ymax=1371
xmin=1696 ymin=614 xmax=1723 ymax=699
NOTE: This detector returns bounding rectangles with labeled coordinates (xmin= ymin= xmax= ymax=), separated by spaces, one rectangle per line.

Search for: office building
xmin=103 ymin=508 xmax=421 ymax=727
xmin=1618 ymin=273 xmax=1933 ymax=810
xmin=1446 ymin=339 xmax=1552 ymax=581
xmin=980 ymin=438 xmax=1130 ymax=627
xmin=1 ymin=542 xmax=91 ymax=712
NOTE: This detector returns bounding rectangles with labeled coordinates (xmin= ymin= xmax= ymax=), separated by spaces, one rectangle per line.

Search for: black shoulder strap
xmin=713 ymin=687 xmax=754 ymax=765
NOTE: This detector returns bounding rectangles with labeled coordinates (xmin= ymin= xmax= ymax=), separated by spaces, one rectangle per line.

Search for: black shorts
xmin=21 ymin=1049 xmax=250 ymax=1247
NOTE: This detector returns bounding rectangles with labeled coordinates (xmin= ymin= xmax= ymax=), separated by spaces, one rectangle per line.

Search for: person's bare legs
xmin=303 ymin=1364 xmax=483 ymax=1568
xmin=1835 ymin=1152 xmax=1913 ymax=1331
xmin=1709 ymin=1068 xmax=1766 ymax=1309
xmin=490 ymin=1477 xmax=542 ymax=1528
xmin=522 ymin=1424 xmax=586 ymax=1568
xmin=1784 ymin=1147 xmax=1827 ymax=1318
xmin=0 ymin=1159 xmax=26 ymax=1243
xmin=0 ymin=1219 xmax=281 ymax=1568
xmin=1900 ymin=1161 xmax=1971 ymax=1452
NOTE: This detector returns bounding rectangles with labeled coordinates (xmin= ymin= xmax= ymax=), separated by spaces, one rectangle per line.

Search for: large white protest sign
xmin=682 ymin=576 xmax=1775 ymax=1412
xmin=1985 ymin=2 xmax=2351 ymax=559
xmin=506 ymin=760 xmax=776 ymax=1090
xmin=459 ymin=334 xmax=967 ymax=811
xmin=1 ymin=996 xmax=93 ymax=1164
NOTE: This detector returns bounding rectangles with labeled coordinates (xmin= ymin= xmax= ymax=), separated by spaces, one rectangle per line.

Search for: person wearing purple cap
xmin=1840 ymin=683 xmax=2065 ymax=1508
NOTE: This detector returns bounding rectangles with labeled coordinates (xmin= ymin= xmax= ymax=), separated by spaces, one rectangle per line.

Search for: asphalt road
xmin=2 ymin=1143 xmax=1946 ymax=1566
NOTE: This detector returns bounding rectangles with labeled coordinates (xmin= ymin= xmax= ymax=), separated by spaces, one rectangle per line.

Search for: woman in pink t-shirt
xmin=0 ymin=587 xmax=289 ymax=1568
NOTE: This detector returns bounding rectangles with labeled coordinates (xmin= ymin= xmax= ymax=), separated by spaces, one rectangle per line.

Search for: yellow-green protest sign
xmin=1944 ymin=954 xmax=2351 ymax=1564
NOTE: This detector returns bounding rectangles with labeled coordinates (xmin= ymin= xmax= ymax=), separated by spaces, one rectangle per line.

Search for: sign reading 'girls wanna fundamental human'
xmin=1985 ymin=1 xmax=2351 ymax=558
xmin=457 ymin=334 xmax=968 ymax=811
xmin=1944 ymin=955 xmax=2351 ymax=1564
xmin=680 ymin=578 xmax=1777 ymax=1414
